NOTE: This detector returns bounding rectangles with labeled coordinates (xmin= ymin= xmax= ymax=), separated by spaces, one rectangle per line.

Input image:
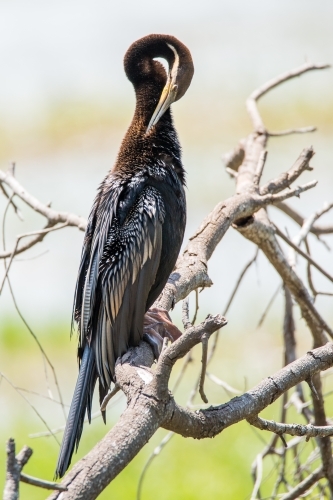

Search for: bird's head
xmin=124 ymin=34 xmax=194 ymax=133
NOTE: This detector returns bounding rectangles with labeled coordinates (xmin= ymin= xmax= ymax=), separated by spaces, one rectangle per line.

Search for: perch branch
xmin=49 ymin=343 xmax=333 ymax=499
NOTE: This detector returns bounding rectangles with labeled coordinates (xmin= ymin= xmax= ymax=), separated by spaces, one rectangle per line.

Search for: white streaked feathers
xmin=79 ymin=185 xmax=165 ymax=387
xmin=166 ymin=43 xmax=180 ymax=82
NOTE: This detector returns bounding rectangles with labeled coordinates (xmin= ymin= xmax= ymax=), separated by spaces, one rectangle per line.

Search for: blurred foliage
xmin=0 ymin=93 xmax=332 ymax=162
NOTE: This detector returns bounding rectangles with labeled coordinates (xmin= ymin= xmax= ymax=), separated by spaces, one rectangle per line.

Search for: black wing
xmin=75 ymin=178 xmax=165 ymax=392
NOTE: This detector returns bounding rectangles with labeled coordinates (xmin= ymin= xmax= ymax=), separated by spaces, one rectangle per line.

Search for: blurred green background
xmin=1 ymin=0 xmax=333 ymax=498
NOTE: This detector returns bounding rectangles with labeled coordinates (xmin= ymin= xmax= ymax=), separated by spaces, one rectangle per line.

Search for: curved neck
xmin=114 ymin=95 xmax=181 ymax=177
xmin=132 ymin=80 xmax=173 ymax=133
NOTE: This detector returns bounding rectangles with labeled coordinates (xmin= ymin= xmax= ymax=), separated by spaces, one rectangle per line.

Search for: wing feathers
xmin=77 ymin=184 xmax=165 ymax=389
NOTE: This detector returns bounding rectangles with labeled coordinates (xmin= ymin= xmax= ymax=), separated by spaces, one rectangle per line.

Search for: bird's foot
xmin=143 ymin=307 xmax=182 ymax=360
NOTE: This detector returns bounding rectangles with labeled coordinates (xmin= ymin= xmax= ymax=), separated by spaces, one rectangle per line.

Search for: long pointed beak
xmin=146 ymin=76 xmax=178 ymax=133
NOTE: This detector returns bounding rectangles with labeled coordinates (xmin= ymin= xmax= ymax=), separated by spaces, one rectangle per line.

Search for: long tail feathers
xmin=55 ymin=345 xmax=97 ymax=479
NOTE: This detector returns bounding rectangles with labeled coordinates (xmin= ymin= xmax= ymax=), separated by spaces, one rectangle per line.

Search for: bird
xmin=55 ymin=34 xmax=194 ymax=479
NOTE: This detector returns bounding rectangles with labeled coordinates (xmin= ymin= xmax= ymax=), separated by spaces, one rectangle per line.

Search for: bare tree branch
xmin=20 ymin=473 xmax=67 ymax=492
xmin=4 ymin=439 xmax=32 ymax=500
xmin=223 ymin=249 xmax=259 ymax=315
xmin=198 ymin=333 xmax=209 ymax=403
xmin=0 ymin=372 xmax=60 ymax=445
xmin=280 ymin=466 xmax=325 ymax=500
xmin=49 ymin=342 xmax=333 ymax=499
xmin=156 ymin=150 xmax=318 ymax=312
xmin=0 ymin=169 xmax=87 ymax=231
xmin=136 ymin=432 xmax=174 ymax=500
xmin=273 ymin=223 xmax=333 ymax=284
xmin=0 ymin=223 xmax=69 ymax=293
xmin=276 ymin=201 xmax=333 ymax=236
xmin=248 ymin=415 xmax=333 ymax=439
xmin=246 ymin=62 xmax=330 ymax=133
xmin=236 ymin=210 xmax=332 ymax=342
xmin=268 ymin=125 xmax=316 ymax=137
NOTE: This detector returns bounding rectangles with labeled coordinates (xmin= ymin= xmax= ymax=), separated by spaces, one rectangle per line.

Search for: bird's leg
xmin=143 ymin=307 xmax=182 ymax=359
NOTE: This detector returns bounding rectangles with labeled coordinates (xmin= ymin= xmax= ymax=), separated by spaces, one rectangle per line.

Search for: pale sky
xmin=0 ymin=0 xmax=332 ymax=121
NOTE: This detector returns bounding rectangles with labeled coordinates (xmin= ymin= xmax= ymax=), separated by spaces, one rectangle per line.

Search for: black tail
xmin=55 ymin=345 xmax=97 ymax=478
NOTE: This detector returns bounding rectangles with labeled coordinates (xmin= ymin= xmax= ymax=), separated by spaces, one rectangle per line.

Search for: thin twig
xmin=269 ymin=180 xmax=318 ymax=203
xmin=100 ymin=384 xmax=121 ymax=412
xmin=20 ymin=473 xmax=68 ymax=491
xmin=260 ymin=147 xmax=315 ymax=196
xmin=305 ymin=237 xmax=318 ymax=299
xmin=253 ymin=151 xmax=267 ymax=187
xmin=276 ymin=202 xmax=333 ymax=236
xmin=136 ymin=432 xmax=174 ymax=500
xmin=288 ymin=201 xmax=333 ymax=269
xmin=206 ymin=373 xmax=241 ymax=396
xmin=274 ymin=224 xmax=333 ymax=284
xmin=223 ymin=249 xmax=259 ymax=315
xmin=246 ymin=62 xmax=330 ymax=132
xmin=198 ymin=333 xmax=209 ymax=403
xmin=29 ymin=395 xmax=122 ymax=438
xmin=0 ymin=168 xmax=87 ymax=230
xmin=0 ymin=183 xmax=23 ymax=220
xmin=14 ymin=387 xmax=69 ymax=406
xmin=1 ymin=196 xmax=67 ymax=420
xmin=0 ymin=372 xmax=60 ymax=445
xmin=250 ymin=452 xmax=263 ymax=500
xmin=280 ymin=466 xmax=324 ymax=500
xmin=0 ymin=223 xmax=69 ymax=293
xmin=191 ymin=288 xmax=199 ymax=324
xmin=257 ymin=284 xmax=282 ymax=328
xmin=248 ymin=415 xmax=333 ymax=439
xmin=268 ymin=126 xmax=316 ymax=137
xmin=4 ymin=439 xmax=32 ymax=500
xmin=5 ymin=276 xmax=67 ymax=421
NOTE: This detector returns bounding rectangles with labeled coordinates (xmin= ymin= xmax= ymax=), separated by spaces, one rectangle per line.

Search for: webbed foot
xmin=143 ymin=307 xmax=182 ymax=359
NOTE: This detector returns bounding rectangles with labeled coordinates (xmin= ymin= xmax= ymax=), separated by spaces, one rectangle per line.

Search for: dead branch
xmin=3 ymin=439 xmax=65 ymax=499
xmin=273 ymin=223 xmax=333 ymax=284
xmin=276 ymin=201 xmax=333 ymax=236
xmin=0 ymin=168 xmax=86 ymax=259
xmin=0 ymin=169 xmax=86 ymax=231
xmin=223 ymin=249 xmax=259 ymax=315
xmin=280 ymin=466 xmax=325 ymax=500
xmin=48 ymin=342 xmax=333 ymax=499
xmin=20 ymin=474 xmax=67 ymax=492
xmin=268 ymin=125 xmax=316 ymax=137
xmin=236 ymin=210 xmax=331 ymax=342
xmin=248 ymin=415 xmax=333 ymax=439
xmin=198 ymin=333 xmax=209 ymax=403
xmin=246 ymin=62 xmax=330 ymax=133
xmin=155 ymin=150 xmax=318 ymax=312
xmin=4 ymin=439 xmax=32 ymax=500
